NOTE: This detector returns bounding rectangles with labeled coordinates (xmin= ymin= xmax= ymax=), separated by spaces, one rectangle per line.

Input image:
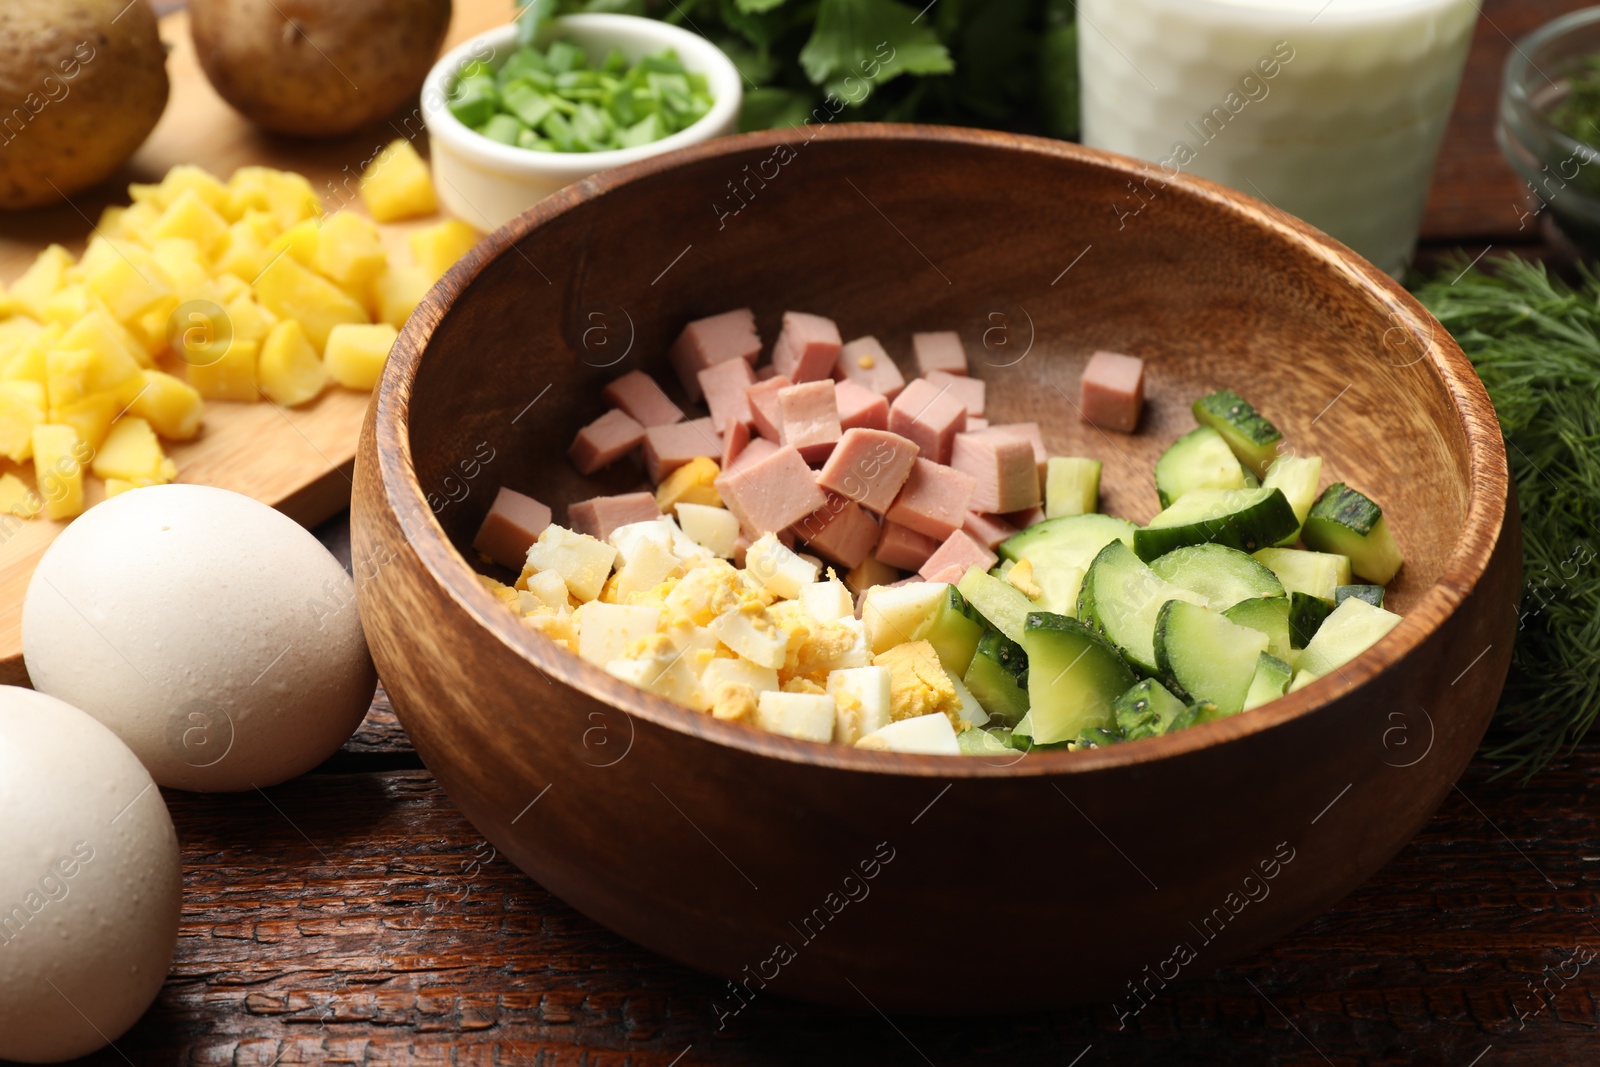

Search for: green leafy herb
xmin=1412 ymin=255 xmax=1600 ymax=779
xmin=1548 ymin=54 xmax=1600 ymax=147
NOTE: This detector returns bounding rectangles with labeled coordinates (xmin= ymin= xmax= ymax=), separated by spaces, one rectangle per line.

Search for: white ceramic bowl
xmin=421 ymin=15 xmax=743 ymax=232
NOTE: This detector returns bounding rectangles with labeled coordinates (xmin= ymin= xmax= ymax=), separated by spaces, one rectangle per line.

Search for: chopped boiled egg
xmin=856 ymin=712 xmax=961 ymax=754
xmin=873 ymin=640 xmax=964 ymax=727
xmin=799 ymin=578 xmax=854 ymax=623
xmin=756 ymin=691 xmax=836 ymax=743
xmin=523 ymin=524 xmax=617 ymax=603
xmin=745 ymin=532 xmax=818 ymax=599
xmin=827 ymin=665 xmax=892 ymax=745
xmin=575 ymin=602 xmax=661 ymax=665
xmin=675 ymin=502 xmax=740 ymax=558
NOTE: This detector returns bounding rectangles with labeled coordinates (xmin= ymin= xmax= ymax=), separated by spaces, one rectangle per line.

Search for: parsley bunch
xmin=515 ymin=0 xmax=1080 ymax=138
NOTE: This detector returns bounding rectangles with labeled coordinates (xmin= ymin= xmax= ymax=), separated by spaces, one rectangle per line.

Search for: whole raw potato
xmin=190 ymin=0 xmax=453 ymax=138
xmin=0 ymin=0 xmax=170 ymax=210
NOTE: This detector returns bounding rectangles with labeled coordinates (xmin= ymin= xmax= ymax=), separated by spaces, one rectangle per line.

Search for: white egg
xmin=0 ymin=686 xmax=181 ymax=1064
xmin=22 ymin=484 xmax=376 ymax=792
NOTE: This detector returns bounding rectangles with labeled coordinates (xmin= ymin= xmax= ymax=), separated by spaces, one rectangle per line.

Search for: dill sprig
xmin=1413 ymin=255 xmax=1600 ymax=778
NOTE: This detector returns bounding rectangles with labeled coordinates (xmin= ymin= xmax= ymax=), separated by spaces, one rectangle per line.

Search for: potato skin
xmin=191 ymin=0 xmax=453 ymax=139
xmin=0 ymin=0 xmax=170 ymax=210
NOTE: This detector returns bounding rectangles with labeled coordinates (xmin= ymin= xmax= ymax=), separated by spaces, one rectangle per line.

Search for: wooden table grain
xmin=51 ymin=1 xmax=1598 ymax=1065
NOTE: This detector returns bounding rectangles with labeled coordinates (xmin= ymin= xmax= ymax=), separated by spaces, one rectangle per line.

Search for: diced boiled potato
xmin=800 ymin=578 xmax=854 ymax=624
xmin=0 ymin=380 xmax=47 ymax=463
xmin=150 ymin=238 xmax=211 ymax=296
xmin=116 ymin=201 xmax=163 ymax=246
xmin=574 ymin=602 xmax=661 ymax=665
xmin=40 ymin=284 xmax=92 ymax=325
xmin=373 ymin=264 xmax=432 ymax=330
xmin=188 ymin=338 xmax=260 ymax=402
xmin=844 ymin=555 xmax=899 ymax=600
xmin=92 ymin=417 xmax=172 ymax=483
xmin=44 ymin=348 xmax=94 ymax=410
xmin=745 ymin=533 xmax=819 ymax=599
xmin=104 ymin=478 xmax=139 ymax=498
xmin=50 ymin=392 xmax=121 ymax=451
xmin=9 ymin=245 xmax=74 ymax=321
xmin=315 ymin=212 xmax=388 ymax=288
xmin=4 ymin=324 xmax=59 ymax=387
xmin=156 ymin=165 xmax=233 ymax=216
xmin=608 ymin=520 xmax=682 ymax=600
xmin=252 ymin=254 xmax=370 ymax=353
xmin=856 ymin=712 xmax=960 ymax=754
xmin=655 ymin=455 xmax=721 ymax=511
xmin=32 ymin=424 xmax=88 ymax=520
xmin=0 ymin=471 xmax=41 ymax=517
xmin=151 ymin=189 xmax=231 ymax=255
xmin=524 ymin=524 xmax=617 ymax=603
xmin=605 ymin=652 xmax=703 ymax=709
xmin=228 ymin=166 xmax=321 ymax=231
xmin=267 ymin=218 xmax=322 ymax=268
xmin=702 ymin=657 xmax=780 ymax=698
xmin=213 ymin=219 xmax=272 ymax=280
xmin=360 ymin=139 xmax=439 ymax=222
xmin=675 ymin=502 xmax=739 ymax=558
xmin=756 ymin=691 xmax=836 ymax=743
xmin=410 ymin=220 xmax=481 ymax=281
xmin=222 ymin=292 xmax=280 ymax=345
xmin=129 ymin=370 xmax=204 ymax=440
xmin=860 ymin=582 xmax=949 ymax=654
xmin=0 ymin=317 xmax=44 ymax=366
xmin=323 ymin=323 xmax=397 ymax=390
xmin=58 ymin=312 xmax=147 ymax=395
xmin=826 ymin=665 xmax=892 ymax=745
xmin=85 ymin=244 xmax=173 ymax=322
xmin=258 ymin=320 xmax=328 ymax=408
xmin=708 ymin=607 xmax=788 ymax=669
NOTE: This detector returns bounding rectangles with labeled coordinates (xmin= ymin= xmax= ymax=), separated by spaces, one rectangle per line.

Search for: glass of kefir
xmin=1078 ymin=0 xmax=1479 ymax=277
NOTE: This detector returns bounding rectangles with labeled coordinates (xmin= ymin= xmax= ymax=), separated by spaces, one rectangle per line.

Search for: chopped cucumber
xmin=1153 ymin=600 xmax=1269 ymax=716
xmin=1222 ymin=595 xmax=1295 ymax=664
xmin=1296 ymin=597 xmax=1402 ymax=676
xmin=1335 ymin=584 xmax=1385 ymax=608
xmin=1113 ymin=678 xmax=1190 ymax=741
xmin=1153 ymin=425 xmax=1247 ymax=508
xmin=1252 ymin=547 xmax=1351 ymax=601
xmin=1289 ymin=592 xmax=1334 ymax=648
xmin=1021 ymin=612 xmax=1135 ymax=744
xmin=1287 ymin=670 xmax=1318 ymax=693
xmin=1189 ymin=700 xmax=1226 ymax=725
xmin=1148 ymin=543 xmax=1285 ymax=610
xmin=1192 ymin=389 xmax=1283 ymax=477
xmin=1077 ymin=539 xmax=1206 ymax=674
xmin=957 ymin=727 xmax=1013 ymax=755
xmin=956 ymin=569 xmax=1035 ymax=644
xmin=999 ymin=513 xmax=1136 ymax=565
xmin=1133 ymin=488 xmax=1298 ymax=561
xmin=1262 ymin=454 xmax=1323 ymax=545
xmin=921 ymin=586 xmax=985 ymax=678
xmin=1242 ymin=652 xmax=1293 ymax=711
xmin=963 ymin=630 xmax=1030 ymax=726
xmin=1302 ymin=483 xmax=1405 ymax=584
xmin=1044 ymin=457 xmax=1102 ymax=518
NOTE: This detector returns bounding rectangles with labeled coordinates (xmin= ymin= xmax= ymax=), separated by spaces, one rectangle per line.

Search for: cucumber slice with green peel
xmin=1262 ymin=454 xmax=1323 ymax=545
xmin=999 ymin=513 xmax=1136 ymax=566
xmin=1114 ymin=678 xmax=1190 ymax=741
xmin=1153 ymin=425 xmax=1248 ymax=508
xmin=1077 ymin=539 xmax=1207 ymax=674
xmin=1289 ymin=592 xmax=1334 ymax=648
xmin=1133 ymin=488 xmax=1299 ymax=561
xmin=1045 ymin=457 xmax=1102 ymax=518
xmin=921 ymin=586 xmax=985 ymax=678
xmin=1252 ymin=547 xmax=1351 ymax=601
xmin=1287 ymin=670 xmax=1318 ymax=693
xmin=1077 ymin=725 xmax=1125 ymax=748
xmin=1188 ymin=700 xmax=1226 ymax=725
xmin=1302 ymin=483 xmax=1405 ymax=584
xmin=1148 ymin=543 xmax=1285 ymax=610
xmin=1223 ymin=595 xmax=1295 ymax=664
xmin=1153 ymin=600 xmax=1270 ymax=716
xmin=957 ymin=727 xmax=1014 ymax=755
xmin=963 ymin=630 xmax=1030 ymax=726
xmin=1192 ymin=390 xmax=1284 ymax=477
xmin=956 ymin=569 xmax=1035 ymax=644
xmin=1242 ymin=652 xmax=1294 ymax=711
xmin=1335 ymin=584 xmax=1385 ymax=608
xmin=1296 ymin=597 xmax=1403 ymax=676
xmin=1021 ymin=612 xmax=1136 ymax=744
xmin=1031 ymin=564 xmax=1086 ymax=618
xmin=991 ymin=559 xmax=1014 ymax=580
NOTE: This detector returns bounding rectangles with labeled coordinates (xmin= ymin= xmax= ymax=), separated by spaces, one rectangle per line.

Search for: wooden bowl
xmin=352 ymin=125 xmax=1517 ymax=1011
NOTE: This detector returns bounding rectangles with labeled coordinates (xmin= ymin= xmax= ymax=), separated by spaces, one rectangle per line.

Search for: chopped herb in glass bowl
xmin=448 ymin=42 xmax=716 ymax=153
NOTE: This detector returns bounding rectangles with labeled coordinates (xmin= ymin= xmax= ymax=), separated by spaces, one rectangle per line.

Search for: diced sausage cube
xmin=1079 ymin=350 xmax=1145 ymax=432
xmin=816 ymin=428 xmax=918 ymax=514
xmin=745 ymin=374 xmax=792 ymax=441
xmin=889 ymin=377 xmax=968 ymax=465
xmin=981 ymin=422 xmax=1048 ymax=482
xmin=884 ymin=459 xmax=976 ymax=541
xmin=1003 ymin=504 xmax=1046 ymax=529
xmin=777 ymin=380 xmax=842 ymax=465
xmin=912 ymin=331 xmax=968 ymax=376
xmin=950 ymin=430 xmax=1040 ymax=513
xmin=568 ymin=491 xmax=661 ymax=542
xmin=568 ymin=408 xmax=645 ymax=475
xmin=642 ymin=417 xmax=719 ymax=484
xmin=755 ymin=365 xmax=780 ymax=381
xmin=722 ymin=417 xmax=750 ymax=471
xmin=714 ymin=444 xmax=828 ymax=535
xmin=967 ymin=417 xmax=988 ymax=431
xmin=923 ymin=564 xmax=970 ymax=585
xmin=834 ymin=336 xmax=906 ymax=400
xmin=697 ymin=357 xmax=757 ymax=433
xmin=602 ymin=370 xmax=683 ymax=427
xmin=835 ymin=378 xmax=889 ymax=432
xmin=791 ymin=494 xmax=880 ymax=569
xmin=874 ymin=520 xmax=941 ymax=571
xmin=925 ymin=369 xmax=984 ymax=418
xmin=729 ymin=436 xmax=778 ymax=473
xmin=667 ymin=309 xmax=761 ymax=401
xmin=918 ymin=529 xmax=997 ymax=582
xmin=962 ymin=511 xmax=1018 ymax=551
xmin=472 ymin=486 xmax=552 ymax=570
xmin=771 ymin=311 xmax=842 ymax=383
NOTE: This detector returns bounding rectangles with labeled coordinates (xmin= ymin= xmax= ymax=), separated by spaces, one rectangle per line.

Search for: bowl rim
xmin=420 ymin=14 xmax=745 ymax=179
xmin=369 ymin=123 xmax=1511 ymax=779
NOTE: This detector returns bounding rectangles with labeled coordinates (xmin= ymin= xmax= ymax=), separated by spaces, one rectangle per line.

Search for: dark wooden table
xmin=63 ymin=3 xmax=1600 ymax=1065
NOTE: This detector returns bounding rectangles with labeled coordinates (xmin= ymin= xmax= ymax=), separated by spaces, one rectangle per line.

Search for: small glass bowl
xmin=1497 ymin=6 xmax=1600 ymax=251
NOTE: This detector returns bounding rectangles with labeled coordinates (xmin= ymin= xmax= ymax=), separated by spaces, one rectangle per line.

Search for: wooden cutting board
xmin=0 ymin=0 xmax=516 ymax=683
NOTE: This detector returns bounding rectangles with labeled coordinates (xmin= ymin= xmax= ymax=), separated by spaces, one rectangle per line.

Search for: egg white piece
xmin=0 ymin=686 xmax=182 ymax=1064
xmin=22 ymin=484 xmax=377 ymax=792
